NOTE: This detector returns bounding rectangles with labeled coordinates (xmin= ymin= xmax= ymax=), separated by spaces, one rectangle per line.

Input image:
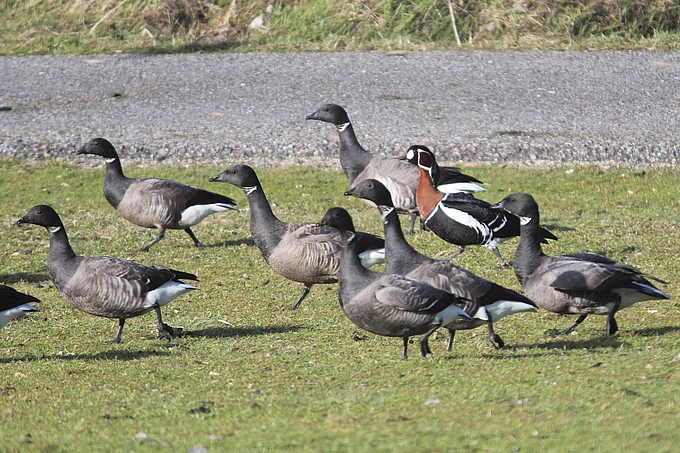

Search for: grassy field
xmin=1 ymin=160 xmax=679 ymax=451
xmin=2 ymin=0 xmax=680 ymax=55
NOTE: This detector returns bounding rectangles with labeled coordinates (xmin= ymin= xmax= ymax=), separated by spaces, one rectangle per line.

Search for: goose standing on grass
xmin=404 ymin=145 xmax=557 ymax=268
xmin=0 ymin=285 xmax=40 ymax=330
xmin=345 ymin=179 xmax=537 ymax=350
xmin=77 ymin=138 xmax=237 ymax=251
xmin=493 ymin=192 xmax=670 ymax=336
xmin=306 ymin=104 xmax=484 ymax=234
xmin=209 ymin=164 xmax=385 ymax=310
xmin=320 ymin=207 xmax=472 ymax=359
xmin=17 ymin=205 xmax=197 ymax=343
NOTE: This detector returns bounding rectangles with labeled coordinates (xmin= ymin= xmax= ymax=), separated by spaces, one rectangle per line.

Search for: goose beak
xmin=305 ymin=112 xmax=317 ymax=120
xmin=16 ymin=215 xmax=28 ymax=226
xmin=343 ymin=188 xmax=357 ymax=197
xmin=209 ymin=173 xmax=224 ymax=183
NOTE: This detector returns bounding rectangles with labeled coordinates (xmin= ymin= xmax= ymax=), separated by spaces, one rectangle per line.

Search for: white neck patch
xmin=337 ymin=122 xmax=350 ymax=132
xmin=346 ymin=231 xmax=356 ymax=243
xmin=378 ymin=205 xmax=395 ymax=224
xmin=105 ymin=157 xmax=117 ymax=164
xmin=243 ymin=186 xmax=258 ymax=195
xmin=519 ymin=216 xmax=532 ymax=226
xmin=48 ymin=226 xmax=62 ymax=234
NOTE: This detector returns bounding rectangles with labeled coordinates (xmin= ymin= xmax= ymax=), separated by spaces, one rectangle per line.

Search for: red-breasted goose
xmin=405 ymin=145 xmax=557 ymax=268
xmin=77 ymin=138 xmax=237 ymax=251
xmin=306 ymin=104 xmax=484 ymax=234
xmin=493 ymin=192 xmax=670 ymax=336
xmin=17 ymin=205 xmax=197 ymax=343
xmin=0 ymin=285 xmax=40 ymax=330
xmin=320 ymin=207 xmax=472 ymax=359
xmin=345 ymin=179 xmax=537 ymax=350
xmin=209 ymin=164 xmax=385 ymax=310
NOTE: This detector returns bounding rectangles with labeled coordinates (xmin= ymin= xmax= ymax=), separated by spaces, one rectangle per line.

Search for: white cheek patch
xmin=243 ymin=186 xmax=258 ymax=195
xmin=48 ymin=226 xmax=62 ymax=234
xmin=337 ymin=122 xmax=350 ymax=132
xmin=519 ymin=216 xmax=532 ymax=226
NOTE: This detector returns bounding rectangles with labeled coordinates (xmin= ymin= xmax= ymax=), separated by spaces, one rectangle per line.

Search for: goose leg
xmin=444 ymin=246 xmax=465 ymax=261
xmin=140 ymin=226 xmax=166 ymax=252
xmin=605 ymin=302 xmax=621 ymax=336
xmin=184 ymin=227 xmax=204 ymax=248
xmin=406 ymin=212 xmax=418 ymax=235
xmin=154 ymin=305 xmax=177 ymax=341
xmin=401 ymin=337 xmax=409 ymax=360
xmin=545 ymin=314 xmax=588 ymax=337
xmin=112 ymin=318 xmax=125 ymax=344
xmin=489 ymin=245 xmax=509 ymax=269
xmin=487 ymin=321 xmax=504 ymax=349
xmin=446 ymin=329 xmax=456 ymax=352
xmin=419 ymin=323 xmax=442 ymax=358
xmin=289 ymin=284 xmax=313 ymax=310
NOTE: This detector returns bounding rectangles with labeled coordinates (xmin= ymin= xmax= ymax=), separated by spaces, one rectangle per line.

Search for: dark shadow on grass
xmin=183 ymin=324 xmax=304 ymax=339
xmin=0 ymin=349 xmax=171 ymax=364
xmin=200 ymin=237 xmax=255 ymax=249
xmin=629 ymin=326 xmax=680 ymax=337
xmin=541 ymin=224 xmax=576 ymax=233
xmin=0 ymin=272 xmax=50 ymax=284
xmin=498 ymin=335 xmax=624 ymax=354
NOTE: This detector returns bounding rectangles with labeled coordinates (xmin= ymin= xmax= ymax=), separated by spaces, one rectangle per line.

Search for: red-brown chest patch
xmin=415 ymin=168 xmax=443 ymax=219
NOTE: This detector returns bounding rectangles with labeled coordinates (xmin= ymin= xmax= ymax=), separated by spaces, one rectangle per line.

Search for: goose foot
xmin=490 ymin=333 xmax=505 ymax=349
xmin=158 ymin=323 xmax=180 ymax=341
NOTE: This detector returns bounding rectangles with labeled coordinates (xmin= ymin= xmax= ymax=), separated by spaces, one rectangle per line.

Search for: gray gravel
xmin=1 ymin=51 xmax=679 ymax=168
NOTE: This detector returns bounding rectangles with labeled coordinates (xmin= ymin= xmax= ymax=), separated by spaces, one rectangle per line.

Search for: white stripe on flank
xmin=144 ymin=281 xmax=197 ymax=309
xmin=179 ymin=203 xmax=236 ymax=227
xmin=437 ymin=182 xmax=486 ymax=194
xmin=485 ymin=300 xmax=537 ymax=320
xmin=437 ymin=204 xmax=491 ymax=240
xmin=359 ymin=248 xmax=385 ymax=268
xmin=0 ymin=304 xmax=38 ymax=329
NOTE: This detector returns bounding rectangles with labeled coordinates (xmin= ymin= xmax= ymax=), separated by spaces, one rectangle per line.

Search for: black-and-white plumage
xmin=405 ymin=145 xmax=557 ymax=268
xmin=493 ymin=192 xmax=670 ymax=336
xmin=17 ymin=205 xmax=197 ymax=342
xmin=0 ymin=285 xmax=40 ymax=330
xmin=306 ymin=104 xmax=484 ymax=233
xmin=209 ymin=164 xmax=385 ymax=310
xmin=320 ymin=207 xmax=472 ymax=359
xmin=77 ymin=138 xmax=237 ymax=251
xmin=346 ymin=179 xmax=537 ymax=350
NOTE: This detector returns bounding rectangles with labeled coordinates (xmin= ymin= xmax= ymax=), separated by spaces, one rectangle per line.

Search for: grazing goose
xmin=306 ymin=104 xmax=484 ymax=233
xmin=77 ymin=138 xmax=237 ymax=251
xmin=0 ymin=285 xmax=40 ymax=330
xmin=493 ymin=192 xmax=670 ymax=336
xmin=320 ymin=207 xmax=472 ymax=359
xmin=209 ymin=164 xmax=385 ymax=310
xmin=404 ymin=145 xmax=557 ymax=268
xmin=346 ymin=179 xmax=537 ymax=350
xmin=17 ymin=205 xmax=197 ymax=343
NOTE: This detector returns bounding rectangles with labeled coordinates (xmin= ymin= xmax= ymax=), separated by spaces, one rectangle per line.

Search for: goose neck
xmin=337 ymin=122 xmax=372 ymax=183
xmin=513 ymin=219 xmax=545 ymax=284
xmin=379 ymin=205 xmax=422 ymax=274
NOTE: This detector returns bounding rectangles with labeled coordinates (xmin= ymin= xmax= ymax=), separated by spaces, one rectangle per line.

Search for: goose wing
xmin=374 ymin=274 xmax=462 ymax=315
xmin=0 ymin=285 xmax=40 ymax=311
xmin=542 ymin=257 xmax=638 ymax=294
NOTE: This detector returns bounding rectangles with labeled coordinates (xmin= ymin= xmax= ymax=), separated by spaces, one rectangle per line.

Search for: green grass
xmin=2 ymin=0 xmax=680 ymax=55
xmin=2 ymin=161 xmax=680 ymax=452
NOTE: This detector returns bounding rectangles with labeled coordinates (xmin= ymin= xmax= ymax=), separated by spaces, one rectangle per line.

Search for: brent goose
xmin=320 ymin=207 xmax=472 ymax=359
xmin=346 ymin=179 xmax=537 ymax=350
xmin=0 ymin=285 xmax=40 ymax=330
xmin=494 ymin=192 xmax=670 ymax=336
xmin=209 ymin=164 xmax=385 ymax=310
xmin=17 ymin=205 xmax=197 ymax=342
xmin=306 ymin=104 xmax=484 ymax=233
xmin=77 ymin=138 xmax=237 ymax=251
xmin=405 ymin=145 xmax=557 ymax=268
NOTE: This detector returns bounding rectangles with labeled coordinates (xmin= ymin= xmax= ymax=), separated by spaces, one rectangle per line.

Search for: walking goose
xmin=493 ymin=192 xmax=670 ymax=336
xmin=77 ymin=138 xmax=237 ymax=251
xmin=0 ymin=285 xmax=40 ymax=330
xmin=320 ymin=207 xmax=472 ymax=359
xmin=306 ymin=104 xmax=484 ymax=233
xmin=209 ymin=164 xmax=385 ymax=310
xmin=404 ymin=145 xmax=557 ymax=268
xmin=345 ymin=179 xmax=537 ymax=350
xmin=17 ymin=205 xmax=197 ymax=343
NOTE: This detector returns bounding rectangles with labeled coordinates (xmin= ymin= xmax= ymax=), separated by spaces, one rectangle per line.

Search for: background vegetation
xmin=2 ymin=161 xmax=680 ymax=451
xmin=2 ymin=0 xmax=680 ymax=55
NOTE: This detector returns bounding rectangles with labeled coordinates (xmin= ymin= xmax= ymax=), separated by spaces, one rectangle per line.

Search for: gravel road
xmin=1 ymin=51 xmax=679 ymax=168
